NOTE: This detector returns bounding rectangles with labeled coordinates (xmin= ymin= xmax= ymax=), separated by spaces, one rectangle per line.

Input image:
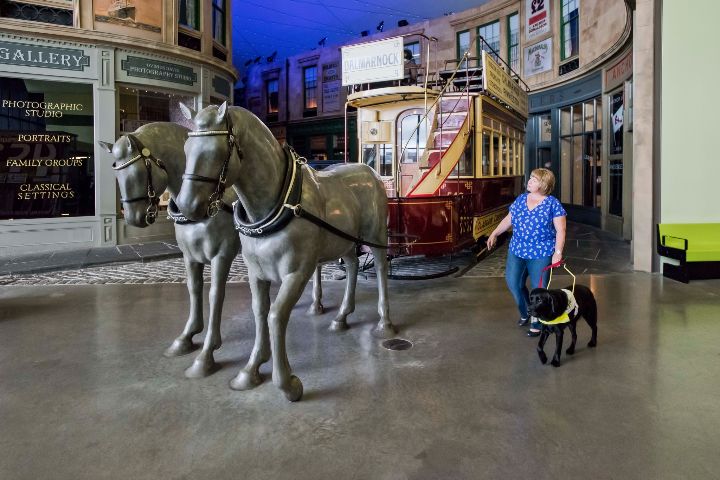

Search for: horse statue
xmin=99 ymin=122 xmax=240 ymax=378
xmin=176 ymin=102 xmax=395 ymax=401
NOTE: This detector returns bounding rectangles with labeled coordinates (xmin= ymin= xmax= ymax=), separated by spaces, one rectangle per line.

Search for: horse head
xmin=177 ymin=101 xmax=241 ymax=221
xmin=99 ymin=133 xmax=168 ymax=227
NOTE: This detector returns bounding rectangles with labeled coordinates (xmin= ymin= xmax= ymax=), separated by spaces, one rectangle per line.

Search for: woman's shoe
xmin=527 ymin=318 xmax=542 ymax=337
xmin=517 ymin=317 xmax=529 ymax=327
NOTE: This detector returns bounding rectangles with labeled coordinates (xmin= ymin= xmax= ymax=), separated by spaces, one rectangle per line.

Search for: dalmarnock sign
xmin=482 ymin=51 xmax=529 ymax=118
xmin=341 ymin=37 xmax=404 ymax=86
xmin=0 ymin=41 xmax=90 ymax=71
xmin=121 ymin=56 xmax=197 ymax=86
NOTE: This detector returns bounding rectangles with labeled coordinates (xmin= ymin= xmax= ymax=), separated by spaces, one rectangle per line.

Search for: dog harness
xmin=538 ymin=289 xmax=578 ymax=325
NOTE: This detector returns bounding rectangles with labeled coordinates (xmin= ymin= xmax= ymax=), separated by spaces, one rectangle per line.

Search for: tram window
xmin=508 ymin=138 xmax=515 ymax=175
xmin=483 ymin=116 xmax=493 ymax=128
xmin=492 ymin=132 xmax=501 ymax=175
xmin=452 ymin=139 xmax=474 ymax=176
xmin=363 ymin=144 xmax=392 ymax=177
xmin=482 ymin=131 xmax=491 ymax=176
xmin=399 ymin=113 xmax=427 ymax=163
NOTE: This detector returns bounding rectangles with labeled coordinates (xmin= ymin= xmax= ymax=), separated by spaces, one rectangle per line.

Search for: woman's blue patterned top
xmin=508 ymin=193 xmax=567 ymax=259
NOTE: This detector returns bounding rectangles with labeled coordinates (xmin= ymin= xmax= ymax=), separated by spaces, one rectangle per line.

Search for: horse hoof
xmin=371 ymin=323 xmax=397 ymax=339
xmin=163 ymin=338 xmax=195 ymax=357
xmin=283 ymin=375 xmax=303 ymax=402
xmin=329 ymin=319 xmax=349 ymax=332
xmin=230 ymin=370 xmax=263 ymax=390
xmin=185 ymin=358 xmax=218 ymax=378
xmin=307 ymin=303 xmax=325 ymax=315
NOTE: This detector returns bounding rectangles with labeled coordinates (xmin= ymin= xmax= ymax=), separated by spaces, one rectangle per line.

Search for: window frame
xmin=457 ymin=30 xmax=471 ymax=67
xmin=212 ymin=0 xmax=226 ymax=46
xmin=507 ymin=12 xmax=520 ymax=73
xmin=303 ymin=65 xmax=318 ymax=113
xmin=404 ymin=41 xmax=421 ymax=65
xmin=560 ymin=0 xmax=580 ymax=61
xmin=477 ymin=20 xmax=500 ymax=62
xmin=179 ymin=0 xmax=201 ymax=31
xmin=266 ymin=79 xmax=279 ymax=116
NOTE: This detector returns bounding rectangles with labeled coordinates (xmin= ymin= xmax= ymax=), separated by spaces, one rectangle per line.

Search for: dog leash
xmin=539 ymin=260 xmax=576 ymax=293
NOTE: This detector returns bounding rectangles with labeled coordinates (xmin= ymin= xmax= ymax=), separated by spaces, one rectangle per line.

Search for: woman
xmin=487 ymin=168 xmax=566 ymax=337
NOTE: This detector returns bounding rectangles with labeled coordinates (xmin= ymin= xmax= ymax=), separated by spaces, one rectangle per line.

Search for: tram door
xmin=397 ymin=110 xmax=427 ymax=195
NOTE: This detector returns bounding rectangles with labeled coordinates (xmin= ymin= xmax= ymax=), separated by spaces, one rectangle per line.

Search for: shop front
xmin=0 ymin=34 xmax=233 ymax=256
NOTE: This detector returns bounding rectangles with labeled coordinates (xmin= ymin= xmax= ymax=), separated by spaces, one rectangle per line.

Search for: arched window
xmin=398 ymin=109 xmax=428 ymax=164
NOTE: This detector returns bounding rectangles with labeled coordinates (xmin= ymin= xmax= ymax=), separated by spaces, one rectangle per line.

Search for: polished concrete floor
xmin=1 ymin=274 xmax=719 ymax=479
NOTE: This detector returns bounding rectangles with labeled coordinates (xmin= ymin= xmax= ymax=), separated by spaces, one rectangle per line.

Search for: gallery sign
xmin=524 ymin=38 xmax=553 ymax=77
xmin=0 ymin=41 xmax=90 ymax=71
xmin=120 ymin=55 xmax=197 ymax=86
xmin=341 ymin=37 xmax=404 ymax=86
xmin=526 ymin=0 xmax=550 ymax=41
xmin=0 ymin=77 xmax=95 ymax=219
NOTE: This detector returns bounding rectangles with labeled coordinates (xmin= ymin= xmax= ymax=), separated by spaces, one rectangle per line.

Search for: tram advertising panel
xmin=0 ymin=77 xmax=94 ymax=219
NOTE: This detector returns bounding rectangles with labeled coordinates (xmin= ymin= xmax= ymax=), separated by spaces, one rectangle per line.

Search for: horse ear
xmin=98 ymin=141 xmax=114 ymax=153
xmin=217 ymin=101 xmax=228 ymax=123
xmin=179 ymin=102 xmax=196 ymax=120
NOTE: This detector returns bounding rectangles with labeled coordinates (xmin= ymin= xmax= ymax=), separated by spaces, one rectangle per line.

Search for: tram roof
xmin=346 ymin=86 xmax=441 ymax=108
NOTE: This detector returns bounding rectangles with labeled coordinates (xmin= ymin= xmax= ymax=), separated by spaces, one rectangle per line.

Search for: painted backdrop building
xmin=0 ymin=0 xmax=235 ymax=256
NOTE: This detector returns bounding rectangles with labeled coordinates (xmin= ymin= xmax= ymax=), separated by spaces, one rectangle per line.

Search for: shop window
xmin=119 ymin=86 xmax=195 ymax=133
xmin=0 ymin=1 xmax=73 ymax=26
xmin=477 ymin=21 xmax=500 ymax=62
xmin=310 ymin=135 xmax=327 ymax=160
xmin=212 ymin=0 xmax=226 ymax=46
xmin=303 ymin=66 xmax=317 ymax=115
xmin=331 ymin=134 xmax=345 ymax=160
xmin=457 ymin=30 xmax=470 ymax=68
xmin=539 ymin=114 xmax=552 ymax=142
xmin=482 ymin=130 xmax=491 ymax=176
xmin=608 ymin=90 xmax=624 ymax=216
xmin=0 ymin=77 xmax=94 ymax=219
xmin=561 ymin=0 xmax=579 ymax=60
xmin=559 ymin=97 xmax=602 ymax=208
xmin=508 ymin=13 xmax=520 ymax=73
xmin=179 ymin=0 xmax=199 ymax=30
xmin=266 ymin=79 xmax=279 ymax=117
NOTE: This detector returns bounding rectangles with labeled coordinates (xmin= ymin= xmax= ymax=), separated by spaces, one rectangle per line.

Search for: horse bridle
xmin=112 ymin=134 xmax=166 ymax=225
xmin=184 ymin=117 xmax=244 ymax=217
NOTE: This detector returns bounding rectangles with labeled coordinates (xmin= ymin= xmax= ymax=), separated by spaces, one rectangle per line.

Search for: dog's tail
xmin=576 ymin=285 xmax=598 ymax=348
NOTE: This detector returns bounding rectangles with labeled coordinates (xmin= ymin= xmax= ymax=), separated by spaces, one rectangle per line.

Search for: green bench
xmin=656 ymin=223 xmax=720 ymax=283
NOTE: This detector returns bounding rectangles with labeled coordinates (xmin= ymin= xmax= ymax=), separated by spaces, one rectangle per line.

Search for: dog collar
xmin=538 ymin=289 xmax=578 ymax=325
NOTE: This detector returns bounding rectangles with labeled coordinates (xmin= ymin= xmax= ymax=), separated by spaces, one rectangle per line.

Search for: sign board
xmin=0 ymin=77 xmax=95 ymax=219
xmin=605 ymin=50 xmax=632 ymax=91
xmin=526 ymin=0 xmax=550 ymax=40
xmin=0 ymin=41 xmax=90 ymax=71
xmin=524 ymin=38 xmax=553 ymax=77
xmin=482 ymin=51 xmax=529 ymax=118
xmin=341 ymin=37 xmax=404 ymax=86
xmin=121 ymin=55 xmax=197 ymax=86
xmin=322 ymin=63 xmax=341 ymax=112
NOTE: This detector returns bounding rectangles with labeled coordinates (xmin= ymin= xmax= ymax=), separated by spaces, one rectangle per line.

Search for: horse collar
xmin=233 ymin=144 xmax=303 ymax=237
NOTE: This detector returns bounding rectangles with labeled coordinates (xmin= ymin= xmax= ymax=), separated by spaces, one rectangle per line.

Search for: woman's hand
xmin=552 ymin=251 xmax=563 ymax=265
xmin=487 ymin=233 xmax=497 ymax=250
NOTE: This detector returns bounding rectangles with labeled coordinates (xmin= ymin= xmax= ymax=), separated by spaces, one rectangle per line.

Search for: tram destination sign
xmin=341 ymin=37 xmax=403 ymax=86
xmin=482 ymin=51 xmax=529 ymax=118
xmin=121 ymin=56 xmax=197 ymax=86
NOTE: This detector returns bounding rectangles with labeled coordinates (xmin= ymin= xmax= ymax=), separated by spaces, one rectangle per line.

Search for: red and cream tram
xmin=344 ymin=38 xmax=529 ymax=258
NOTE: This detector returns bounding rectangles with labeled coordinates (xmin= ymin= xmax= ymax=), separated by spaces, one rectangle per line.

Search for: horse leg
xmin=306 ymin=265 xmax=324 ymax=315
xmin=370 ymin=247 xmax=397 ymax=338
xmin=230 ymin=275 xmax=271 ymax=390
xmin=164 ymin=257 xmax=204 ymax=357
xmin=268 ymin=271 xmax=311 ymax=402
xmin=185 ymin=255 xmax=232 ymax=378
xmin=330 ymin=254 xmax=358 ymax=331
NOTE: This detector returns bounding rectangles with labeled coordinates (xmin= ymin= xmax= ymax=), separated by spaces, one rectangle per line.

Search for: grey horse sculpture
xmin=176 ymin=102 xmax=395 ymax=402
xmin=99 ymin=122 xmax=240 ymax=378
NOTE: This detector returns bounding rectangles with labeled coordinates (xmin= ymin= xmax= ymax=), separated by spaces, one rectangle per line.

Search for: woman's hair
xmin=530 ymin=168 xmax=556 ymax=195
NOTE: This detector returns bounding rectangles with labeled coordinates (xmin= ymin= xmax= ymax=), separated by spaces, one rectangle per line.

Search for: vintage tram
xmin=344 ymin=38 xmax=529 ymax=259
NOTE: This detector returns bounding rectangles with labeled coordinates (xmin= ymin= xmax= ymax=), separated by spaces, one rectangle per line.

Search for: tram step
xmin=422 ymin=149 xmax=443 ymax=168
xmin=438 ymin=112 xmax=467 ymax=129
xmin=433 ymin=130 xmax=460 ymax=148
xmin=439 ymin=97 xmax=470 ymax=112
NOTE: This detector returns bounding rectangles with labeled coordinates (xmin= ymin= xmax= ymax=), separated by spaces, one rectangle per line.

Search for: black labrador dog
xmin=528 ymin=284 xmax=598 ymax=367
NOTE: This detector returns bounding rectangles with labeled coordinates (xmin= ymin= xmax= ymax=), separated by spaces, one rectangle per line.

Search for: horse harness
xmin=185 ymin=117 xmax=387 ymax=249
xmin=112 ymin=134 xmax=165 ymax=225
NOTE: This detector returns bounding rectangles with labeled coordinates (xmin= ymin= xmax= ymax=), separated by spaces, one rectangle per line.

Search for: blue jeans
xmin=505 ymin=252 xmax=551 ymax=319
